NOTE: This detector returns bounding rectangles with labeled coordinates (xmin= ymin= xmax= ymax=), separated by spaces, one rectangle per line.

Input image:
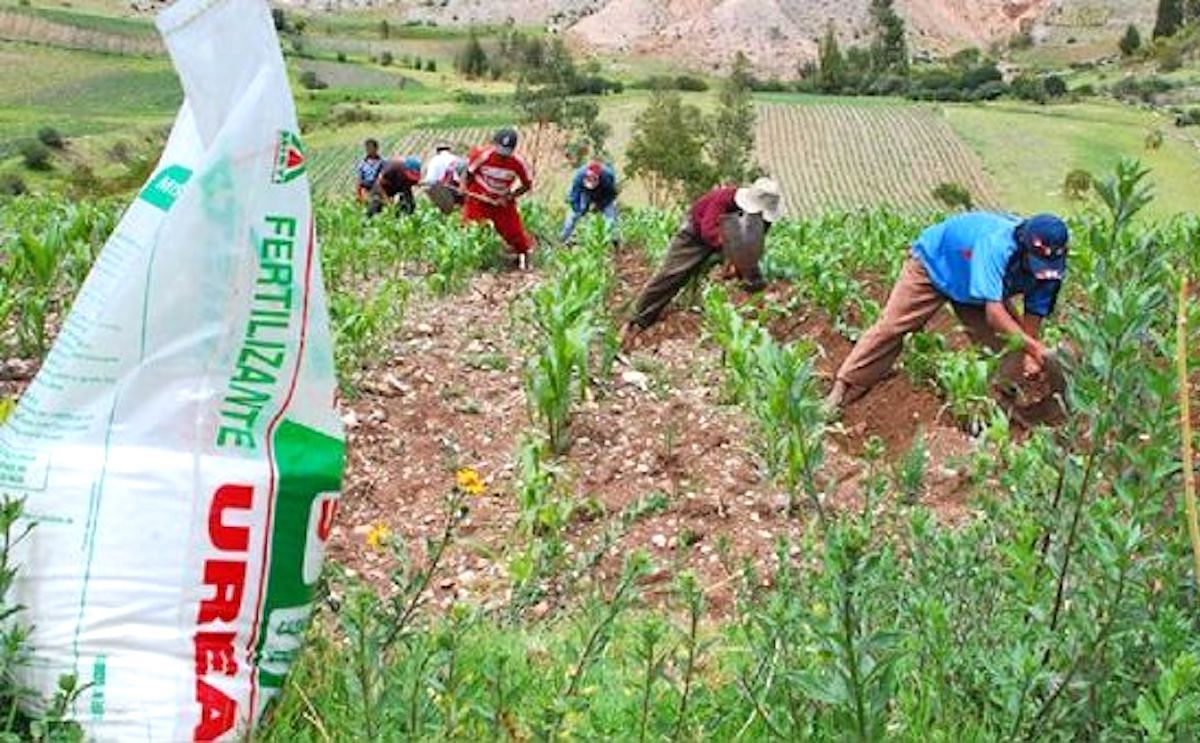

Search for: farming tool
xmin=990 ymin=345 xmax=1072 ymax=428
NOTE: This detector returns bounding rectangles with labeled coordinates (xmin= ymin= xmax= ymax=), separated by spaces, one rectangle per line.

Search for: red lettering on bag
xmin=194 ymin=679 xmax=237 ymax=741
xmin=209 ymin=485 xmax=252 ymax=551
xmin=195 ymin=631 xmax=238 ymax=676
xmin=194 ymin=483 xmax=254 ymax=740
xmin=198 ymin=560 xmax=247 ymax=623
xmin=317 ymin=499 xmax=337 ymax=541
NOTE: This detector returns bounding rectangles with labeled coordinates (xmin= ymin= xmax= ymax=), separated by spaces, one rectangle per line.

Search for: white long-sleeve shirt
xmin=422 ymin=151 xmax=462 ymax=186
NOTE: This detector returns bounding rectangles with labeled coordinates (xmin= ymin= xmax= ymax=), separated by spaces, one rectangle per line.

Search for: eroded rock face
xmin=271 ymin=0 xmax=1151 ymax=75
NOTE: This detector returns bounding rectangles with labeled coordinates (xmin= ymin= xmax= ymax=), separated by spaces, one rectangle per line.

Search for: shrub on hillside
xmin=1110 ymin=75 xmax=1175 ymax=103
xmin=1120 ymin=24 xmax=1142 ymax=56
xmin=932 ymin=182 xmax=973 ymax=211
xmin=380 ymin=51 xmax=394 ymax=67
xmin=630 ymin=75 xmax=710 ymax=92
xmin=970 ymin=80 xmax=1009 ymax=100
xmin=1044 ymin=74 xmax=1068 ymax=98
xmin=1175 ymin=107 xmax=1200 ymax=126
xmin=20 ymin=140 xmax=51 ymax=171
xmin=425 ymin=59 xmax=437 ymax=73
xmin=299 ymin=70 xmax=327 ymax=90
xmin=0 ymin=173 xmax=27 ymax=197
xmin=1010 ymin=73 xmax=1048 ymax=104
xmin=36 ymin=127 xmax=64 ymax=149
xmin=1063 ymin=169 xmax=1093 ymax=200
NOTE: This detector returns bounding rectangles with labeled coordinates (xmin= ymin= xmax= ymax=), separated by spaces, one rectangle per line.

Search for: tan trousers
xmin=630 ymin=227 xmax=716 ymax=329
xmin=836 ymin=257 xmax=1002 ymax=396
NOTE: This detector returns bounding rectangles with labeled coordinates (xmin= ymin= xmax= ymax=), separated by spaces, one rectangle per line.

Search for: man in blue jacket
xmin=826 ymin=212 xmax=1069 ymax=411
xmin=560 ymin=160 xmax=619 ymax=246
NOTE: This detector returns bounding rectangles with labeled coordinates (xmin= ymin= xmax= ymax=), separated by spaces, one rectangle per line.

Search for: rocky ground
xmin=328 ymin=252 xmax=982 ymax=618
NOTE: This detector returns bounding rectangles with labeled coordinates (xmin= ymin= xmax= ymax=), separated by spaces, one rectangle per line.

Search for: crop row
xmin=756 ymin=103 xmax=1000 ymax=217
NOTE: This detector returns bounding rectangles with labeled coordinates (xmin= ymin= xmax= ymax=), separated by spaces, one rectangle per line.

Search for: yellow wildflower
xmin=455 ymin=467 xmax=487 ymax=496
xmin=0 ymin=397 xmax=14 ymax=426
xmin=365 ymin=524 xmax=392 ymax=550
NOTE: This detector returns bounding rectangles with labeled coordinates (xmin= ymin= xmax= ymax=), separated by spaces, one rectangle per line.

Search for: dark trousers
xmin=630 ymin=227 xmax=716 ymax=329
xmin=367 ymin=188 xmax=415 ymax=217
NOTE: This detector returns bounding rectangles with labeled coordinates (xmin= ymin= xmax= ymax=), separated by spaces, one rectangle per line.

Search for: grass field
xmin=945 ymin=100 xmax=1200 ymax=218
xmin=0 ymin=41 xmax=178 ymax=158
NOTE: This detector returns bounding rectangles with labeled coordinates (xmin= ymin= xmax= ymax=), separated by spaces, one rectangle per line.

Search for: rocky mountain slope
xmin=278 ymin=0 xmax=1155 ymax=74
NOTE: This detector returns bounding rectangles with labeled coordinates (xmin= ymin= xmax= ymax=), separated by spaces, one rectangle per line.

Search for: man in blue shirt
xmin=826 ymin=212 xmax=1069 ymax=411
xmin=560 ymin=161 xmax=619 ymax=246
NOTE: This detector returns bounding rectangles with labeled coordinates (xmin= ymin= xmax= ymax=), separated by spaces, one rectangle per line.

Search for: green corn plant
xmin=933 ymin=348 xmax=998 ymax=434
xmin=12 ymin=229 xmax=63 ymax=358
xmin=747 ymin=335 xmax=826 ymax=519
xmin=893 ymin=428 xmax=927 ymax=505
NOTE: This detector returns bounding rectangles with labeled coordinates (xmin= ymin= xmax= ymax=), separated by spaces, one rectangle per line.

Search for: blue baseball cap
xmin=1019 ymin=214 xmax=1069 ymax=280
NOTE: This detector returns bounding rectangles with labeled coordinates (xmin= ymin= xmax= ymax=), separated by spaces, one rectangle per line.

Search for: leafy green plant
xmin=894 ymin=428 xmax=927 ymax=504
xmin=934 ymin=348 xmax=998 ymax=433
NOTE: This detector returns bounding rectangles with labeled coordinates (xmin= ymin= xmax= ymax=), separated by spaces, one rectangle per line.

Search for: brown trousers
xmin=836 ymin=257 xmax=1002 ymax=395
xmin=630 ymin=227 xmax=716 ymax=329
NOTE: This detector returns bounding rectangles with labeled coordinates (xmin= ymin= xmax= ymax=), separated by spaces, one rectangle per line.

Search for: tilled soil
xmin=330 ymin=256 xmax=980 ymax=617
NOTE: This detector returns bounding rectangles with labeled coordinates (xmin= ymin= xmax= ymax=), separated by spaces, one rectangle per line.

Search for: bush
xmin=1144 ymin=129 xmax=1165 ymax=150
xmin=932 ymin=182 xmax=973 ymax=210
xmin=328 ymin=105 xmax=380 ymax=127
xmin=1063 ymin=168 xmax=1092 ymax=200
xmin=1155 ymin=42 xmax=1183 ymax=71
xmin=0 ymin=173 xmax=27 ymax=196
xmin=380 ymin=51 xmax=394 ymax=66
xmin=299 ymin=70 xmax=327 ymax=90
xmin=1010 ymin=73 xmax=1047 ymax=104
xmin=970 ymin=80 xmax=1009 ymax=100
xmin=674 ymin=75 xmax=709 ymax=92
xmin=20 ymin=140 xmax=51 ymax=171
xmin=36 ymin=126 xmax=64 ymax=149
xmin=1175 ymin=107 xmax=1200 ymax=126
xmin=1074 ymin=83 xmax=1097 ymax=97
xmin=631 ymin=74 xmax=711 ymax=92
xmin=336 ymin=51 xmax=347 ymax=63
xmin=1111 ymin=75 xmax=1175 ymax=103
xmin=1119 ymin=24 xmax=1142 ymax=56
xmin=425 ymin=59 xmax=437 ymax=73
xmin=1044 ymin=74 xmax=1068 ymax=98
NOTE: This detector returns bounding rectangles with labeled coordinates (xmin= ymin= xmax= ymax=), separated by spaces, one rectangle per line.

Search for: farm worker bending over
xmin=422 ymin=142 xmax=463 ymax=188
xmin=354 ymin=138 xmax=385 ymax=203
xmin=560 ymin=160 xmax=620 ymax=247
xmin=463 ymin=128 xmax=535 ymax=265
xmin=825 ymin=212 xmax=1070 ymax=412
xmin=619 ymin=177 xmax=782 ymax=350
xmin=367 ymin=156 xmax=422 ymax=217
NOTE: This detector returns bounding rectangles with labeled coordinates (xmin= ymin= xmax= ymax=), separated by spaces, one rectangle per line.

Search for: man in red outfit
xmin=462 ymin=128 xmax=535 ymax=267
xmin=619 ymin=177 xmax=782 ymax=349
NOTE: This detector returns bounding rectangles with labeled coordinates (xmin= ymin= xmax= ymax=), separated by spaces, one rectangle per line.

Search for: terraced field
xmin=756 ymin=101 xmax=1000 ymax=216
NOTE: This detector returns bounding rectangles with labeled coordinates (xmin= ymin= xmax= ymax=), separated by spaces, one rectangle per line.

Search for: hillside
xmin=275 ymin=0 xmax=1156 ymax=74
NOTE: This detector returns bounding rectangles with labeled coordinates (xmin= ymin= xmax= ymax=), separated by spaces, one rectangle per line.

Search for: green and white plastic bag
xmin=1 ymin=0 xmax=344 ymax=738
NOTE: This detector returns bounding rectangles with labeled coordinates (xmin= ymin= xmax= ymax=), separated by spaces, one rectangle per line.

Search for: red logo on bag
xmin=272 ymin=131 xmax=307 ymax=184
